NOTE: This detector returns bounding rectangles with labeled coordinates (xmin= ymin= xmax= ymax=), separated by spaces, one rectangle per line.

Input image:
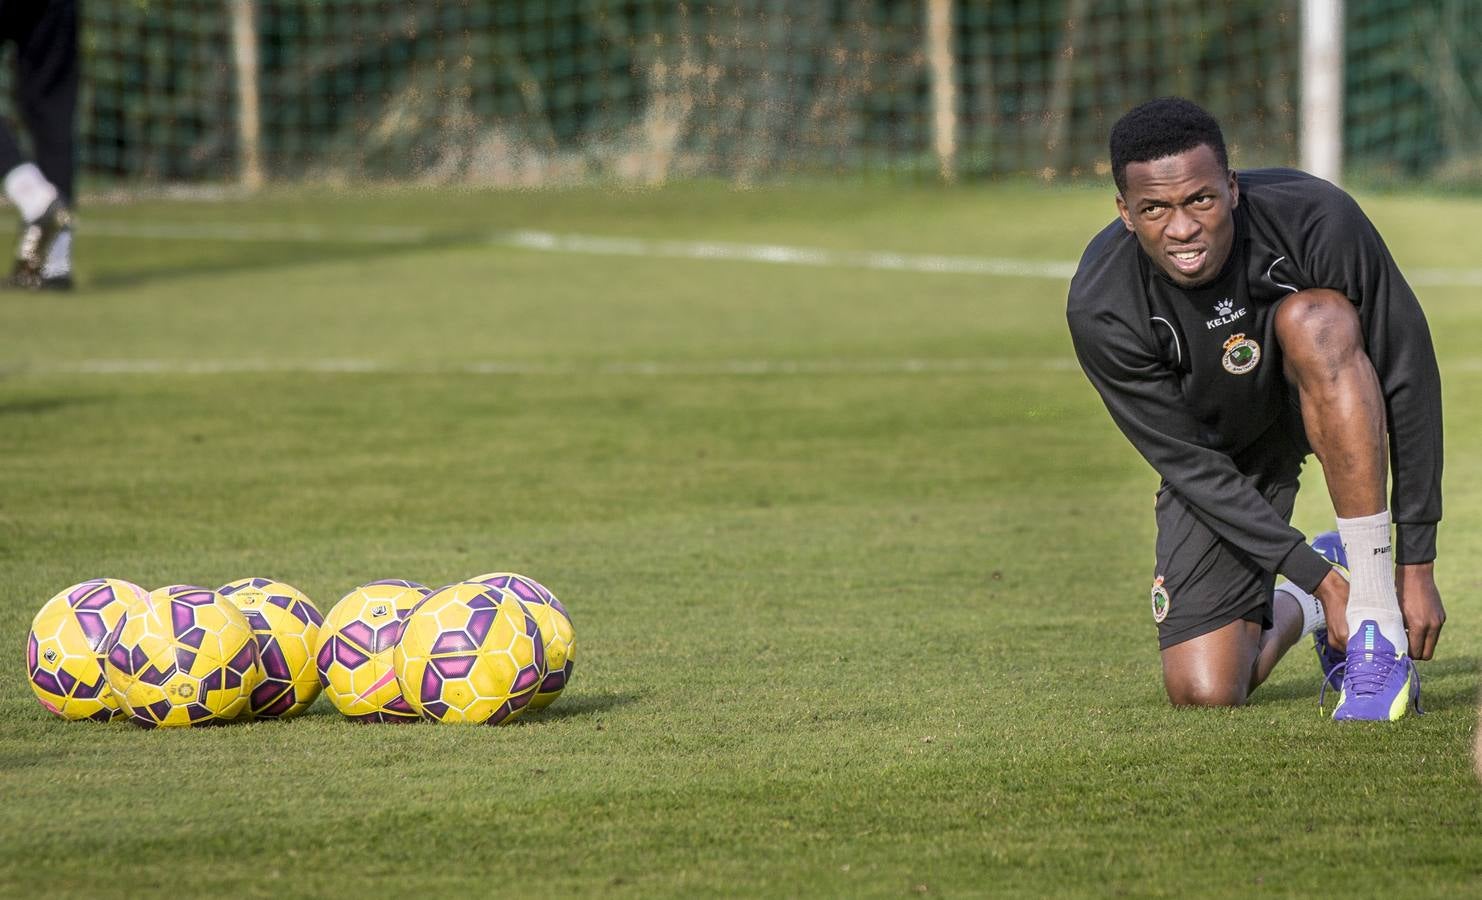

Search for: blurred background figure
xmin=1476 ymin=696 xmax=1482 ymax=782
xmin=0 ymin=0 xmax=77 ymax=290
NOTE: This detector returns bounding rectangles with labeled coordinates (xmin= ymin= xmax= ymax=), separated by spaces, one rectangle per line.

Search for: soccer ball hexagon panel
xmin=218 ymin=577 xmax=324 ymax=719
xmin=316 ymin=580 xmax=431 ymax=722
xmin=393 ymin=582 xmax=545 ymax=725
xmin=102 ymin=585 xmax=264 ymax=728
xmin=26 ymin=579 xmax=147 ymax=721
xmin=470 ymin=572 xmax=577 ymax=711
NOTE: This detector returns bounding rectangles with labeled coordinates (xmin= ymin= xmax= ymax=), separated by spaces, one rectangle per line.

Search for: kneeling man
xmin=1066 ymin=97 xmax=1445 ymax=719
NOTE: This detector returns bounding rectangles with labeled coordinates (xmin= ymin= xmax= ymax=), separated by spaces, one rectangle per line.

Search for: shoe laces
xmin=1318 ymin=652 xmax=1424 ymax=715
xmin=1342 ymin=645 xmax=1400 ymax=695
xmin=1318 ymin=660 xmax=1343 ymax=711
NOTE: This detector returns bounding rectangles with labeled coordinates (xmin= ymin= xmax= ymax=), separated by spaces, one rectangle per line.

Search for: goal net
xmin=3 ymin=0 xmax=1477 ymax=189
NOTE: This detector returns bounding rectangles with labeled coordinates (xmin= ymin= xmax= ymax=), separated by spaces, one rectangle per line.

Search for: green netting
xmin=1347 ymin=0 xmax=1482 ymax=184
xmin=0 ymin=0 xmax=1477 ymax=188
xmin=956 ymin=0 xmax=1303 ymax=179
xmin=81 ymin=1 xmax=234 ymax=182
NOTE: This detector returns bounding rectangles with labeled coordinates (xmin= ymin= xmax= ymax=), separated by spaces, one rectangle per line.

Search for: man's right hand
xmin=1313 ymin=568 xmax=1351 ymax=649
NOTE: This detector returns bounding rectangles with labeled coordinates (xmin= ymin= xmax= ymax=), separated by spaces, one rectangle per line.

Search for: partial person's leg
xmin=1254 ymin=586 xmax=1308 ymax=684
xmin=0 ymin=116 xmax=65 ymax=288
xmin=1276 ymin=288 xmax=1418 ymax=720
xmin=0 ymin=121 xmax=27 ymax=181
xmin=1161 ymin=619 xmax=1261 ymax=706
xmin=1475 ymin=693 xmax=1482 ymax=781
xmin=0 ymin=118 xmax=57 ymax=222
xmin=1152 ymin=483 xmax=1313 ymax=707
xmin=14 ymin=0 xmax=78 ymax=287
xmin=15 ymin=0 xmax=79 ymax=204
xmin=1275 ymin=289 xmax=1402 ymax=647
xmin=1161 ymin=587 xmax=1307 ymax=705
xmin=1167 ymin=581 xmax=1321 ymax=708
xmin=1275 ymin=289 xmax=1386 ymax=516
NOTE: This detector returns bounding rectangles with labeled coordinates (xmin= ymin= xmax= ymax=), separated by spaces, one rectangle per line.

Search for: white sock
xmin=42 ymin=228 xmax=71 ymax=278
xmin=1337 ymin=510 xmax=1406 ymax=654
xmin=3 ymin=163 xmax=58 ymax=222
xmin=1275 ymin=581 xmax=1326 ymax=637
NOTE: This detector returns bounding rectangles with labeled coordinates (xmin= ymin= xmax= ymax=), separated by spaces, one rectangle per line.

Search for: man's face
xmin=1115 ymin=144 xmax=1239 ymax=288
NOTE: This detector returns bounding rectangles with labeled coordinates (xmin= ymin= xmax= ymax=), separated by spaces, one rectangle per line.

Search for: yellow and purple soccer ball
xmin=316 ymin=580 xmax=431 ymax=723
xmin=469 ymin=572 xmax=575 ymax=711
xmin=26 ymin=578 xmax=147 ymax=721
xmin=393 ymin=581 xmax=545 ymax=725
xmin=219 ymin=577 xmax=324 ymax=719
xmin=102 ymin=585 xmax=264 ymax=728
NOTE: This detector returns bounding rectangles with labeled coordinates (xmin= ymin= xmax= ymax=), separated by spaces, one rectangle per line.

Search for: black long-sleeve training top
xmin=1066 ymin=168 xmax=1443 ymax=594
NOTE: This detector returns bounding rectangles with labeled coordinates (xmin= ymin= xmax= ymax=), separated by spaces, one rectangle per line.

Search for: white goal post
xmin=230 ymin=0 xmax=264 ymax=192
xmin=1301 ymin=0 xmax=1345 ymax=184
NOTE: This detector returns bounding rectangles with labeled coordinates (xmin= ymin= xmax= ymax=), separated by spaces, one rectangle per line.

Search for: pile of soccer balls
xmin=24 ymin=573 xmax=576 ymax=728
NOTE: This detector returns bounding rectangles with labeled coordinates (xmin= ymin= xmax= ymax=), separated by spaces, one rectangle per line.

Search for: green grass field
xmin=2 ymin=180 xmax=1480 ymax=897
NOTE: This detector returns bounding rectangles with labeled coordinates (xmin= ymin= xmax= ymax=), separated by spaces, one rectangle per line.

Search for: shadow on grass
xmin=0 ymin=396 xmax=99 ymax=416
xmin=1257 ymin=653 xmax=1479 ymax=710
xmin=84 ymin=232 xmax=473 ymax=291
xmin=284 ymin=690 xmax=640 ymax=727
xmin=517 ymin=689 xmax=642 ymax=726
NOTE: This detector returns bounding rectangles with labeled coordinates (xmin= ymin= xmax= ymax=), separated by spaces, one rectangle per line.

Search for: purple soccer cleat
xmin=1309 ymin=531 xmax=1348 ymax=691
xmin=1330 ymin=620 xmax=1421 ymax=722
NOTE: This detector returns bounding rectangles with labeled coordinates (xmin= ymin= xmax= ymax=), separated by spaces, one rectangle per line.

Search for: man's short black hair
xmin=1109 ymin=97 xmax=1228 ymax=194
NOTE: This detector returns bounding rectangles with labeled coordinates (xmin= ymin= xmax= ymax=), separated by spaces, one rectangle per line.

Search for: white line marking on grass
xmin=81 ymin=219 xmax=1482 ymax=286
xmin=495 ymin=230 xmax=1079 ymax=279
xmin=55 ymin=359 xmax=391 ymax=374
xmin=86 ymin=219 xmax=1075 ymax=279
xmin=1409 ymin=268 xmax=1482 ymax=287
xmin=11 ymin=358 xmax=1083 ymax=377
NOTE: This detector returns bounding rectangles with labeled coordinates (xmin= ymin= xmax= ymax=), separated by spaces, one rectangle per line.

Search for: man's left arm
xmin=1304 ymin=188 xmax=1445 ymax=658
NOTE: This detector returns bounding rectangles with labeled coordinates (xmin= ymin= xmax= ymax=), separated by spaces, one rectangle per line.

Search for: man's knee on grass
xmin=1162 ymin=674 xmax=1250 ymax=708
xmin=1159 ymin=620 xmax=1263 ymax=708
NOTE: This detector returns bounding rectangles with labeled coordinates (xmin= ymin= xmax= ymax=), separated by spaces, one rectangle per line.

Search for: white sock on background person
xmin=42 ymin=228 xmax=71 ymax=278
xmin=3 ymin=163 xmax=58 ymax=222
xmin=1337 ymin=510 xmax=1407 ymax=653
xmin=1275 ymin=581 xmax=1326 ymax=637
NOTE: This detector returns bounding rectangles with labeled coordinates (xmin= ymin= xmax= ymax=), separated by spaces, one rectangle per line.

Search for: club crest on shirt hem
xmin=1221 ymin=333 xmax=1261 ymax=375
xmin=1151 ymin=575 xmax=1171 ymax=623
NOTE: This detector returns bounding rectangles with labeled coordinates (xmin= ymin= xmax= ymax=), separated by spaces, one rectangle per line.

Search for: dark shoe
xmin=7 ymin=201 xmax=72 ymax=289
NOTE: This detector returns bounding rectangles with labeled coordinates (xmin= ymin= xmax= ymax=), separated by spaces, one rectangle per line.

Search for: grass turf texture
xmin=2 ymin=181 xmax=1481 ymax=897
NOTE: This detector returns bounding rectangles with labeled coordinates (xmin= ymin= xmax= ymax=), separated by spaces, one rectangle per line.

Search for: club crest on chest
xmin=1221 ymin=333 xmax=1261 ymax=375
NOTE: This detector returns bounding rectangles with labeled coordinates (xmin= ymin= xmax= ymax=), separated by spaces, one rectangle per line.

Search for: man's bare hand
xmin=1313 ymin=568 xmax=1351 ymax=650
xmin=1398 ymin=562 xmax=1445 ymax=660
